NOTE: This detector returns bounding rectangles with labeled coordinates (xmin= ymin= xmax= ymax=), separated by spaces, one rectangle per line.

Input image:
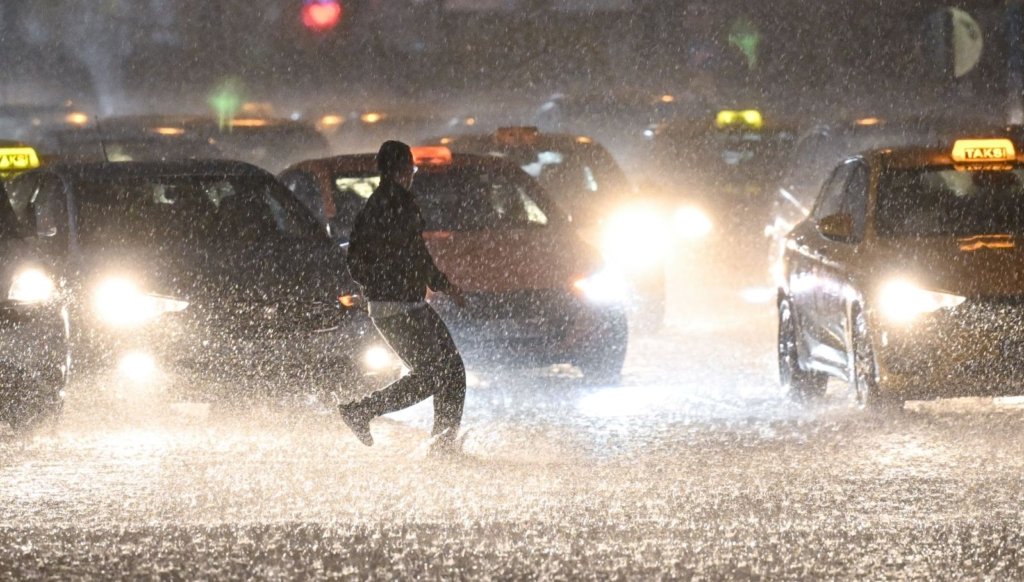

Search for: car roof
xmin=35 ymin=159 xmax=272 ymax=178
xmin=855 ymin=145 xmax=1023 ymax=170
xmin=284 ymin=152 xmax=526 ymax=175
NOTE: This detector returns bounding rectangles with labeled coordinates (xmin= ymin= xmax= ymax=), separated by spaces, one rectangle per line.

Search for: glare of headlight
xmin=360 ymin=112 xmax=385 ymax=124
xmin=673 ymin=206 xmax=712 ymax=239
xmin=93 ymin=277 xmax=189 ymax=327
xmin=363 ymin=345 xmax=396 ymax=371
xmin=318 ymin=114 xmax=344 ymax=128
xmin=574 ymin=269 xmax=629 ymax=305
xmin=878 ymin=280 xmax=966 ymax=323
xmin=601 ymin=207 xmax=670 ymax=271
xmin=118 ymin=351 xmax=157 ymax=383
xmin=65 ymin=112 xmax=89 ymax=126
xmin=8 ymin=268 xmax=56 ymax=304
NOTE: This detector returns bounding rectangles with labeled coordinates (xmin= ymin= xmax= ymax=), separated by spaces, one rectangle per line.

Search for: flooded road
xmin=2 ymin=297 xmax=1024 ymax=578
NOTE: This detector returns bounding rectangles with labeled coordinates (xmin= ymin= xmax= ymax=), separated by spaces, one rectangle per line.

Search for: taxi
xmin=645 ymin=109 xmax=796 ymax=235
xmin=422 ymin=127 xmax=689 ymax=329
xmin=778 ymin=138 xmax=1024 ymax=409
xmin=2 ymin=160 xmax=383 ymax=420
xmin=280 ymin=147 xmax=630 ymax=383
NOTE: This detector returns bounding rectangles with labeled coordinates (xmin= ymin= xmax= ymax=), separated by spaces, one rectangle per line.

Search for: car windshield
xmin=876 ymin=166 xmax=1024 ymax=237
xmin=499 ymin=144 xmax=630 ymax=210
xmin=331 ymin=165 xmax=563 ymax=233
xmin=75 ymin=174 xmax=323 ymax=247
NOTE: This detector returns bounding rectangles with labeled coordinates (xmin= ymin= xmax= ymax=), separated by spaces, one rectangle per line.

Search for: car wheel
xmin=778 ymin=297 xmax=826 ymax=401
xmin=852 ymin=309 xmax=904 ymax=412
xmin=575 ymin=311 xmax=629 ymax=385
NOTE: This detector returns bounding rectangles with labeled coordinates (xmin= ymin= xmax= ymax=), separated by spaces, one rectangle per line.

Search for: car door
xmin=787 ymin=160 xmax=852 ymax=368
xmin=817 ymin=161 xmax=869 ymax=368
xmin=0 ymin=174 xmax=69 ymax=405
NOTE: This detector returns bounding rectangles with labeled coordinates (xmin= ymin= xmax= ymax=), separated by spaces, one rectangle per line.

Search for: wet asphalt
xmin=2 ymin=270 xmax=1024 ymax=579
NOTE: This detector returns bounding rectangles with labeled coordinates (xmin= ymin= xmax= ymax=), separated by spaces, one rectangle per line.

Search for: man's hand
xmin=448 ymin=284 xmax=468 ymax=308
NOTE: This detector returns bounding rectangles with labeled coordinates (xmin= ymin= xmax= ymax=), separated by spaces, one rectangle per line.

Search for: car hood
xmin=863 ymin=236 xmax=1024 ymax=297
xmin=425 ymin=227 xmax=602 ymax=294
xmin=76 ymin=238 xmax=353 ymax=306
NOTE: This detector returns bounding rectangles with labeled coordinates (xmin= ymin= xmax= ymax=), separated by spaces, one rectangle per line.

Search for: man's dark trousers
xmin=359 ymin=304 xmax=466 ymax=438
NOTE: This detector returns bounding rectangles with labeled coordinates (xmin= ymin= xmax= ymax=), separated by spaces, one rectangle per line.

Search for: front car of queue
xmin=279 ymin=146 xmax=630 ymax=383
xmin=780 ymin=137 xmax=1024 ymax=408
xmin=420 ymin=127 xmax=713 ymax=329
xmin=2 ymin=159 xmax=385 ymax=418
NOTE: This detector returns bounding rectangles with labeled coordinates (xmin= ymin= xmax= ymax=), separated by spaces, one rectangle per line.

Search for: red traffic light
xmin=302 ymin=0 xmax=342 ymax=32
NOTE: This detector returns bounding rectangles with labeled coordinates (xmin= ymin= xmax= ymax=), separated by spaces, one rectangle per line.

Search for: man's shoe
xmin=339 ymin=403 xmax=374 ymax=447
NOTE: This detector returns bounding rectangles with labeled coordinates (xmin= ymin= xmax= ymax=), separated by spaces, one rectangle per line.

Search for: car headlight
xmin=601 ymin=206 xmax=670 ymax=270
xmin=93 ymin=277 xmax=189 ymax=327
xmin=8 ymin=268 xmax=57 ymax=305
xmin=672 ymin=206 xmax=712 ymax=239
xmin=573 ymin=269 xmax=629 ymax=305
xmin=877 ymin=279 xmax=965 ymax=323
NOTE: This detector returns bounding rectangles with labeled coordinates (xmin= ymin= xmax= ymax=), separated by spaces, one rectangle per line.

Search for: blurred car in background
xmin=779 ymin=137 xmax=1024 ymax=410
xmin=281 ymin=146 xmax=630 ymax=383
xmin=0 ymin=180 xmax=68 ymax=431
xmin=2 ymin=160 xmax=382 ymax=418
xmin=420 ymin=127 xmax=685 ymax=329
xmin=60 ymin=116 xmax=333 ymax=173
xmin=645 ymin=109 xmax=797 ymax=237
xmin=41 ymin=124 xmax=223 ymax=164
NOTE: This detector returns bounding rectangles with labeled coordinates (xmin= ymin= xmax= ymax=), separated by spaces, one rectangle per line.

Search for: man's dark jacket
xmin=347 ymin=178 xmax=453 ymax=302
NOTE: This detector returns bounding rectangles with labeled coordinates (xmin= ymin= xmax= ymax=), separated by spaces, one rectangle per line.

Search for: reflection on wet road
xmin=2 ymin=300 xmax=1024 ymax=578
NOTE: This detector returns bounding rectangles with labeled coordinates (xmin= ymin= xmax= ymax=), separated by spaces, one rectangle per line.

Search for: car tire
xmin=778 ymin=297 xmax=827 ymax=402
xmin=575 ymin=311 xmax=629 ymax=385
xmin=852 ymin=309 xmax=904 ymax=412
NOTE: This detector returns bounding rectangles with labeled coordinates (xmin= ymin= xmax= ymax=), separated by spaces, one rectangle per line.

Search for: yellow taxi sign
xmin=951 ymin=139 xmax=1016 ymax=163
xmin=0 ymin=146 xmax=41 ymax=174
xmin=715 ymin=109 xmax=763 ymax=130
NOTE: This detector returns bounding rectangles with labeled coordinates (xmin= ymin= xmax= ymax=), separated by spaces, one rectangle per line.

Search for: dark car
xmin=42 ymin=126 xmax=223 ymax=164
xmin=87 ymin=115 xmax=331 ymax=173
xmin=646 ymin=111 xmax=797 ymax=231
xmin=0 ymin=181 xmax=69 ymax=431
xmin=280 ymin=148 xmax=629 ymax=383
xmin=778 ymin=138 xmax=1024 ymax=410
xmin=3 ymin=160 xmax=380 ymax=416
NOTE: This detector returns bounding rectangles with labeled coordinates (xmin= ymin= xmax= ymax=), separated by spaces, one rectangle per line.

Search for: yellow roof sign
xmin=0 ymin=146 xmax=41 ymax=174
xmin=951 ymin=139 xmax=1016 ymax=163
xmin=715 ymin=109 xmax=763 ymax=130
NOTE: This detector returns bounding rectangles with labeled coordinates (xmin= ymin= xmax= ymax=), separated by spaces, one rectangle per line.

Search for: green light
xmin=729 ymin=17 xmax=761 ymax=70
xmin=208 ymin=79 xmax=244 ymax=131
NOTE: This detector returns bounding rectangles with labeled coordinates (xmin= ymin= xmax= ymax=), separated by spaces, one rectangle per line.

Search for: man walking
xmin=340 ymin=140 xmax=467 ymax=452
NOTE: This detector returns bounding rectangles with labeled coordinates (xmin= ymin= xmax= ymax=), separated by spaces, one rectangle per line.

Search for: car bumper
xmin=875 ymin=301 xmax=1024 ymax=398
xmin=71 ymin=310 xmax=387 ymax=403
xmin=432 ymin=291 xmax=628 ymax=368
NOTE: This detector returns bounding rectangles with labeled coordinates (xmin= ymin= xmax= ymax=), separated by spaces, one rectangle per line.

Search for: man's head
xmin=376 ymin=140 xmax=416 ymax=190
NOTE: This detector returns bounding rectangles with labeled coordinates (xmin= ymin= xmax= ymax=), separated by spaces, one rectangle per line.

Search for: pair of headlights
xmin=7 ymin=269 xmax=189 ymax=327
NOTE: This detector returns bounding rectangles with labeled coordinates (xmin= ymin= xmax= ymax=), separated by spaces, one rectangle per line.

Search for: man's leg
xmin=355 ymin=306 xmax=466 ymax=436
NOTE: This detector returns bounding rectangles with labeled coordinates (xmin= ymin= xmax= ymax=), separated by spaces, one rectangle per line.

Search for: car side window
xmin=812 ymin=162 xmax=854 ymax=221
xmin=840 ymin=163 xmax=869 ymax=242
xmin=280 ymin=170 xmax=324 ymax=222
xmin=32 ymin=176 xmax=68 ymax=241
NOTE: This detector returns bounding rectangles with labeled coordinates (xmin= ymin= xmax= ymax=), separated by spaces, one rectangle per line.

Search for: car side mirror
xmin=817 ymin=213 xmax=854 ymax=242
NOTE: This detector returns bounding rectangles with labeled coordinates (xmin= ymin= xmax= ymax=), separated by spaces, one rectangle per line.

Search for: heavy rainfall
xmin=3 ymin=1 xmax=1024 ymax=578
